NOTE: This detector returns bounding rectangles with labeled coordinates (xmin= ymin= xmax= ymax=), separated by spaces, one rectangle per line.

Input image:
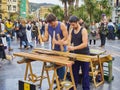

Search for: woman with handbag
xmin=89 ymin=21 xmax=97 ymax=46
xmin=26 ymin=21 xmax=33 ymax=48
xmin=18 ymin=20 xmax=28 ymax=49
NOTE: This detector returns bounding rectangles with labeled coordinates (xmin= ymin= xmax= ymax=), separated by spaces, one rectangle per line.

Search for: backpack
xmin=108 ymin=25 xmax=114 ymax=31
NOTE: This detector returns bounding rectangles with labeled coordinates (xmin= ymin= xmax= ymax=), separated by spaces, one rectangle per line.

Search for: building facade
xmin=0 ymin=0 xmax=8 ymax=19
xmin=0 ymin=0 xmax=20 ymax=19
xmin=7 ymin=0 xmax=20 ymax=19
xmin=115 ymin=0 xmax=120 ymax=23
xmin=39 ymin=6 xmax=50 ymax=20
xmin=31 ymin=5 xmax=51 ymax=20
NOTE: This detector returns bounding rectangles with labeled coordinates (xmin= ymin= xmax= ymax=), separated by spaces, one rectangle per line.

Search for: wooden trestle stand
xmin=33 ymin=48 xmax=112 ymax=88
xmin=14 ymin=48 xmax=113 ymax=89
xmin=14 ymin=52 xmax=76 ymax=90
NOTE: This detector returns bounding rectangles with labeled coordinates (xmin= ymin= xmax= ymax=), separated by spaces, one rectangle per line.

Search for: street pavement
xmin=0 ymin=39 xmax=120 ymax=90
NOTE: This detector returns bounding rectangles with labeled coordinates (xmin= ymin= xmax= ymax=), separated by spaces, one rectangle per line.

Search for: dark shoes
xmin=99 ymin=45 xmax=105 ymax=48
xmin=8 ymin=48 xmax=13 ymax=51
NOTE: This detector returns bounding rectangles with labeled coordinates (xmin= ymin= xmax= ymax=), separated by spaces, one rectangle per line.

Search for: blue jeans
xmin=57 ymin=67 xmax=65 ymax=79
xmin=6 ymin=35 xmax=11 ymax=48
xmin=107 ymin=30 xmax=115 ymax=40
xmin=56 ymin=46 xmax=67 ymax=80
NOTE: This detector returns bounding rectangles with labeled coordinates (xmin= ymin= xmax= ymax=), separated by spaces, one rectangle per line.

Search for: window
xmin=8 ymin=0 xmax=11 ymax=2
xmin=13 ymin=0 xmax=16 ymax=2
xmin=8 ymin=5 xmax=11 ymax=11
xmin=13 ymin=5 xmax=16 ymax=11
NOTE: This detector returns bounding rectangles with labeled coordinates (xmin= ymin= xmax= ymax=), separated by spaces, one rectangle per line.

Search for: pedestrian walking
xmin=5 ymin=19 xmax=14 ymax=51
xmin=26 ymin=21 xmax=33 ymax=48
xmin=18 ymin=20 xmax=28 ymax=49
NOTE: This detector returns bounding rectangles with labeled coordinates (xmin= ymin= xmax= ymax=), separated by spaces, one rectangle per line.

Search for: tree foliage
xmin=48 ymin=5 xmax=64 ymax=21
xmin=26 ymin=15 xmax=34 ymax=20
xmin=59 ymin=0 xmax=112 ymax=24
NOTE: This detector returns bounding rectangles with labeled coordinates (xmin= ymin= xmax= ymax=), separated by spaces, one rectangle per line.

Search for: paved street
xmin=0 ymin=39 xmax=120 ymax=90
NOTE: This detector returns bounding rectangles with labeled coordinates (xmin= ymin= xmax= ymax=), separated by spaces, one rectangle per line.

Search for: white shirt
xmin=108 ymin=22 xmax=115 ymax=28
xmin=0 ymin=23 xmax=5 ymax=31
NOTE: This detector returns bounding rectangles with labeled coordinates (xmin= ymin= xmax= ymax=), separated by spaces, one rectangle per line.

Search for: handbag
xmin=91 ymin=31 xmax=96 ymax=36
xmin=18 ymin=31 xmax=23 ymax=37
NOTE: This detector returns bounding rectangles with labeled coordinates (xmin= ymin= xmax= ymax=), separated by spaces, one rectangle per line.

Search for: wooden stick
xmin=66 ymin=28 xmax=73 ymax=52
xmin=57 ymin=34 xmax=64 ymax=51
xmin=37 ymin=26 xmax=43 ymax=44
xmin=52 ymin=31 xmax=55 ymax=50
xmin=68 ymin=28 xmax=73 ymax=46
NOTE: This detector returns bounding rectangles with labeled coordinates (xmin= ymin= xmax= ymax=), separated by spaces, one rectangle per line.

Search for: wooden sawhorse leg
xmin=65 ymin=66 xmax=76 ymax=90
xmin=50 ymin=65 xmax=76 ymax=90
xmin=24 ymin=62 xmax=35 ymax=82
xmin=39 ymin=62 xmax=51 ymax=88
xmin=50 ymin=65 xmax=62 ymax=90
xmin=90 ymin=56 xmax=104 ymax=87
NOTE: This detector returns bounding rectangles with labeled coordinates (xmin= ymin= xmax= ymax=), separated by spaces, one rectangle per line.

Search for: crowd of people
xmin=0 ymin=19 xmax=46 ymax=51
xmin=0 ymin=14 xmax=120 ymax=52
xmin=0 ymin=13 xmax=120 ymax=90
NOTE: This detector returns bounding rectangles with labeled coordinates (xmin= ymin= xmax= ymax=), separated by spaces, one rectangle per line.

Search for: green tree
xmin=84 ymin=0 xmax=97 ymax=22
xmin=83 ymin=0 xmax=112 ymax=22
xmin=72 ymin=5 xmax=89 ymax=22
xmin=95 ymin=0 xmax=112 ymax=21
xmin=60 ymin=0 xmax=68 ymax=22
xmin=75 ymin=0 xmax=79 ymax=8
xmin=48 ymin=5 xmax=64 ymax=21
xmin=60 ymin=0 xmax=112 ymax=24
xmin=26 ymin=15 xmax=34 ymax=20
xmin=67 ymin=0 xmax=75 ymax=17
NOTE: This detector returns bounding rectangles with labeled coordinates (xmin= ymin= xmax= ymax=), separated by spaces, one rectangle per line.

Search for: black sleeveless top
xmin=71 ymin=27 xmax=89 ymax=54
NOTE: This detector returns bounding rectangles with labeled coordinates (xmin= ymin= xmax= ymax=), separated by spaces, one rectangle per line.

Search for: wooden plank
xmin=99 ymin=55 xmax=113 ymax=62
xmin=90 ymin=49 xmax=106 ymax=55
xmin=38 ymin=25 xmax=43 ymax=44
xmin=13 ymin=52 xmax=74 ymax=66
xmin=33 ymin=48 xmax=112 ymax=62
xmin=33 ymin=48 xmax=94 ymax=58
xmin=33 ymin=48 xmax=96 ymax=62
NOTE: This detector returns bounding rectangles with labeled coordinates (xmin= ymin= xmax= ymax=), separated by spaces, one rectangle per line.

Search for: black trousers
xmin=100 ymin=33 xmax=106 ymax=46
xmin=19 ymin=35 xmax=28 ymax=47
xmin=117 ymin=30 xmax=120 ymax=39
xmin=0 ymin=45 xmax=6 ymax=59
